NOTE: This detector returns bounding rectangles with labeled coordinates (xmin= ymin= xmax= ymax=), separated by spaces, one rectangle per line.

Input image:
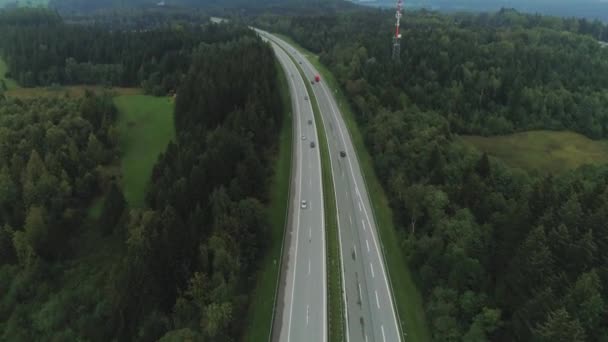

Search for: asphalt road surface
xmin=261 ymin=31 xmax=403 ymax=342
xmin=262 ymin=37 xmax=327 ymax=342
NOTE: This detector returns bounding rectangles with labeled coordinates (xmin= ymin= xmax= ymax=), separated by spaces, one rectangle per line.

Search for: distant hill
xmin=48 ymin=0 xmax=339 ymax=14
xmin=351 ymin=0 xmax=608 ymax=22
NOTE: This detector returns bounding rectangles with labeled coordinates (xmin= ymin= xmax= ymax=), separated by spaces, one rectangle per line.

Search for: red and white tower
xmin=392 ymin=0 xmax=403 ymax=61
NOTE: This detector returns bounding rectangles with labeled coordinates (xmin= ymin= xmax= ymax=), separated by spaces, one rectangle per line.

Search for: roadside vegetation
xmin=242 ymin=60 xmax=293 ymax=342
xmin=462 ymin=131 xmax=608 ymax=174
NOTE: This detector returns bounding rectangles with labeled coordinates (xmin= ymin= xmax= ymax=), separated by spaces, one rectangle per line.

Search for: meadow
xmin=113 ymin=95 xmax=175 ymax=207
xmin=461 ymin=130 xmax=608 ymax=174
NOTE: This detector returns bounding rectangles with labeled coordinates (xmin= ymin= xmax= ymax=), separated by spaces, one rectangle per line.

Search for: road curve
xmin=263 ymin=38 xmax=327 ymax=342
xmin=261 ymin=31 xmax=403 ymax=342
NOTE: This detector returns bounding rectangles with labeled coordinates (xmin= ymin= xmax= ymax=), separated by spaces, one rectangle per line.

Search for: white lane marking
xmin=309 ymin=227 xmax=312 ymax=240
xmin=376 ymin=290 xmax=380 ymax=309
xmin=349 ymin=215 xmax=353 ymax=226
xmin=358 ymin=282 xmax=362 ymax=301
xmin=308 ymin=259 xmax=311 ymax=275
xmin=361 ymin=219 xmax=366 ymax=231
xmin=365 ymin=335 xmax=368 ymax=342
xmin=309 ymin=179 xmax=312 ymax=187
xmin=358 ymin=201 xmax=362 ymax=212
xmin=381 ymin=325 xmax=386 ymax=342
xmin=307 ymin=305 xmax=309 ymax=326
xmin=370 ymin=262 xmax=375 ymax=278
xmin=353 ymin=245 xmax=356 ymax=259
xmin=366 ymin=239 xmax=370 ymax=252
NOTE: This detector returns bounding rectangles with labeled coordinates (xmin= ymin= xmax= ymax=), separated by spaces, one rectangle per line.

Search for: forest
xmin=0 ymin=8 xmax=251 ymax=95
xmin=256 ymin=8 xmax=608 ymax=342
xmin=0 ymin=10 xmax=283 ymax=341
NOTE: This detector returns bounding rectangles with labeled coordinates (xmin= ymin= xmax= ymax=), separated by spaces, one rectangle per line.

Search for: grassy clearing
xmin=113 ymin=95 xmax=174 ymax=208
xmin=6 ymin=85 xmax=141 ymax=98
xmin=285 ymin=45 xmax=344 ymax=342
xmin=0 ymin=57 xmax=19 ymax=90
xmin=277 ymin=33 xmax=431 ymax=342
xmin=242 ymin=61 xmax=293 ymax=342
xmin=461 ymin=130 xmax=608 ymax=174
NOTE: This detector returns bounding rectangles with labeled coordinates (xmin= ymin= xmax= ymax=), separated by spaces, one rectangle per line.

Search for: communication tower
xmin=392 ymin=0 xmax=403 ymax=61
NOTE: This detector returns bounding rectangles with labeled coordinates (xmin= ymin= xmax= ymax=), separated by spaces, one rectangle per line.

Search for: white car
xmin=301 ymin=200 xmax=307 ymax=209
xmin=301 ymin=135 xmax=306 ymax=140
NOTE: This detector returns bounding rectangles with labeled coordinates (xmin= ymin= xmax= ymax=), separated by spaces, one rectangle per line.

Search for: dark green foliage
xmin=100 ymin=183 xmax=126 ymax=235
xmin=109 ymin=33 xmax=281 ymax=340
xmin=0 ymin=8 xmax=252 ymax=94
xmin=258 ymin=8 xmax=608 ymax=139
xmin=258 ymin=7 xmax=608 ymax=342
xmin=0 ymin=94 xmax=119 ymax=340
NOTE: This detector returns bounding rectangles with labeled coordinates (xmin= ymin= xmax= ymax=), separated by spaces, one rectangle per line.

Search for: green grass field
xmin=276 ymin=33 xmax=432 ymax=342
xmin=461 ymin=130 xmax=608 ymax=174
xmin=242 ymin=61 xmax=293 ymax=342
xmin=0 ymin=57 xmax=19 ymax=90
xmin=114 ymin=95 xmax=175 ymax=208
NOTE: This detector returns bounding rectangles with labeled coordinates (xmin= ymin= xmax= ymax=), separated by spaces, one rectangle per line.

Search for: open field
xmin=0 ymin=57 xmax=19 ymax=90
xmin=114 ymin=95 xmax=175 ymax=208
xmin=276 ymin=32 xmax=432 ymax=342
xmin=6 ymin=85 xmax=141 ymax=98
xmin=461 ymin=130 xmax=608 ymax=174
xmin=242 ymin=61 xmax=293 ymax=342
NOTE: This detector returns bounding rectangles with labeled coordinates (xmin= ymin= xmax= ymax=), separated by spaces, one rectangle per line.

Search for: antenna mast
xmin=392 ymin=0 xmax=403 ymax=61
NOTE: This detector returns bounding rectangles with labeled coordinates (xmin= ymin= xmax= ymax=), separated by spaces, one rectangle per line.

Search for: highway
xmin=263 ymin=38 xmax=327 ymax=342
xmin=260 ymin=30 xmax=403 ymax=342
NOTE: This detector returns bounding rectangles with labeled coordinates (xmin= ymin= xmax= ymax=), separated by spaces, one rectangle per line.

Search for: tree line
xmin=0 ymin=8 xmax=250 ymax=95
xmin=256 ymin=7 xmax=608 ymax=341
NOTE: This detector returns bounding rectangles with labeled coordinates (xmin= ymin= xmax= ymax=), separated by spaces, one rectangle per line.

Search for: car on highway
xmin=301 ymin=200 xmax=307 ymax=209
xmin=310 ymin=141 xmax=315 ymax=148
xmin=340 ymin=151 xmax=346 ymax=158
xmin=308 ymin=119 xmax=312 ymax=125
xmin=305 ymin=95 xmax=308 ymax=100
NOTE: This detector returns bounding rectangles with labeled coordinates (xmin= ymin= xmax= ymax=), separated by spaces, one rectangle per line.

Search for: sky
xmin=351 ymin=0 xmax=608 ymax=22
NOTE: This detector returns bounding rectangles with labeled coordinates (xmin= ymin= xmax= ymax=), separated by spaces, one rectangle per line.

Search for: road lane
xmin=261 ymin=31 xmax=403 ymax=342
xmin=265 ymin=40 xmax=327 ymax=342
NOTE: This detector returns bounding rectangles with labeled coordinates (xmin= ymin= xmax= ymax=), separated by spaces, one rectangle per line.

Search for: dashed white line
xmin=370 ymin=262 xmax=375 ymax=278
xmin=358 ymin=283 xmax=362 ymax=301
xmin=353 ymin=245 xmax=356 ymax=258
xmin=375 ymin=290 xmax=380 ymax=308
xmin=381 ymin=325 xmax=386 ymax=342
xmin=361 ymin=219 xmax=366 ymax=231
xmin=349 ymin=215 xmax=353 ymax=225
xmin=308 ymin=259 xmax=311 ymax=275
xmin=366 ymin=239 xmax=370 ymax=252
xmin=309 ymin=227 xmax=312 ymax=240
xmin=307 ymin=305 xmax=310 ymax=326
xmin=358 ymin=201 xmax=362 ymax=212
